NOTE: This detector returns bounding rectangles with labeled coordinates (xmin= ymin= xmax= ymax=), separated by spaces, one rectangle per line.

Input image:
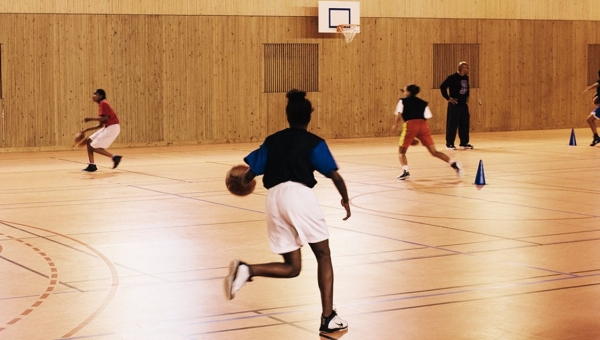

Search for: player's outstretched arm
xmin=82 ymin=115 xmax=107 ymax=133
xmin=584 ymin=83 xmax=599 ymax=93
xmin=329 ymin=170 xmax=351 ymax=220
xmin=391 ymin=114 xmax=403 ymax=131
xmin=80 ymin=123 xmax=102 ymax=134
xmin=241 ymin=169 xmax=257 ymax=186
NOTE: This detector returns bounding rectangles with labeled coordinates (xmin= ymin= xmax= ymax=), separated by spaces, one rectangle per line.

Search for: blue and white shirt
xmin=244 ymin=128 xmax=338 ymax=189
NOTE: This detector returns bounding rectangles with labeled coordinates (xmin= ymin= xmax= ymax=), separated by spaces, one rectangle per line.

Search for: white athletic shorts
xmin=89 ymin=124 xmax=120 ymax=149
xmin=265 ymin=181 xmax=330 ymax=254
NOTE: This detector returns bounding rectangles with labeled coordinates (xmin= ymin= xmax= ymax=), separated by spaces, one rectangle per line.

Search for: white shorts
xmin=265 ymin=181 xmax=329 ymax=254
xmin=89 ymin=124 xmax=120 ymax=149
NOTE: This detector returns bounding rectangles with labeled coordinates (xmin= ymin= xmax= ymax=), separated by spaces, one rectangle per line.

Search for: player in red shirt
xmin=79 ymin=89 xmax=122 ymax=172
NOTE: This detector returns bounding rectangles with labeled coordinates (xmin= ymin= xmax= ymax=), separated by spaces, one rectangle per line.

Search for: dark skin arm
xmin=81 ymin=115 xmax=108 ymax=134
xmin=329 ymin=170 xmax=351 ymax=220
xmin=241 ymin=168 xmax=351 ymax=221
xmin=584 ymin=82 xmax=599 ymax=93
xmin=241 ymin=168 xmax=256 ymax=186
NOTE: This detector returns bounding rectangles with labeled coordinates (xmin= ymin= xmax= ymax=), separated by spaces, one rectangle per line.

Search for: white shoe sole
xmin=224 ymin=259 xmax=240 ymax=300
xmin=320 ymin=326 xmax=349 ymax=334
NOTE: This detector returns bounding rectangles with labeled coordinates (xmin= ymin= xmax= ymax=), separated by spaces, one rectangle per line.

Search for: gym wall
xmin=0 ymin=2 xmax=598 ymax=150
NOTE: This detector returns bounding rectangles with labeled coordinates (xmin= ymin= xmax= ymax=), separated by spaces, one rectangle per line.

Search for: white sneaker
xmin=319 ymin=310 xmax=348 ymax=333
xmin=224 ymin=260 xmax=251 ymax=300
xmin=451 ymin=162 xmax=464 ymax=178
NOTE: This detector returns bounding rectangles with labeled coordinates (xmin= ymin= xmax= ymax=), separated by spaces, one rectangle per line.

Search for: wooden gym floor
xmin=1 ymin=129 xmax=599 ymax=340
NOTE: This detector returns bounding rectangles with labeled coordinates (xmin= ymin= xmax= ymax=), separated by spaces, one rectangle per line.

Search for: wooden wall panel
xmin=3 ymin=0 xmax=600 ymax=21
xmin=536 ymin=22 xmax=557 ymax=130
xmin=162 ymin=16 xmax=191 ymax=143
xmin=0 ymin=99 xmax=3 ymax=148
xmin=1 ymin=15 xmax=60 ymax=148
xmin=367 ymin=18 xmax=402 ymax=136
xmin=479 ymin=20 xmax=517 ymax=131
xmin=32 ymin=16 xmax=54 ymax=146
xmin=139 ymin=15 xmax=165 ymax=144
xmin=516 ymin=22 xmax=538 ymax=131
xmin=5 ymin=15 xmax=21 ymax=148
xmin=111 ymin=16 xmax=140 ymax=144
xmin=210 ymin=17 xmax=243 ymax=142
xmin=552 ymin=21 xmax=580 ymax=128
xmin=2 ymin=14 xmax=600 ymax=151
xmin=0 ymin=16 xmax=9 ymax=149
xmin=8 ymin=15 xmax=30 ymax=147
xmin=185 ymin=16 xmax=208 ymax=143
xmin=240 ymin=16 xmax=264 ymax=142
xmin=54 ymin=15 xmax=96 ymax=146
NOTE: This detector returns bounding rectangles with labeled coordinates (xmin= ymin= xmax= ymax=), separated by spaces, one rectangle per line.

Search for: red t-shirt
xmin=98 ymin=100 xmax=119 ymax=127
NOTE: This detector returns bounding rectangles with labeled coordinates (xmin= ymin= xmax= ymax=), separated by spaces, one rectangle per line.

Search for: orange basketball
xmin=411 ymin=139 xmax=420 ymax=146
xmin=225 ymin=164 xmax=256 ymax=196
xmin=74 ymin=132 xmax=86 ymax=147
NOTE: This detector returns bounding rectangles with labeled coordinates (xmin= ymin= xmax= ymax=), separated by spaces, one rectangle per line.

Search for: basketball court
xmin=1 ymin=129 xmax=599 ymax=339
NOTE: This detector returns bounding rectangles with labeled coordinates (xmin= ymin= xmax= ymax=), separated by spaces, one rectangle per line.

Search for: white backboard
xmin=318 ymin=1 xmax=360 ymax=33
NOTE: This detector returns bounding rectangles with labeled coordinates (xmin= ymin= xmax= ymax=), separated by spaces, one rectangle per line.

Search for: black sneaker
xmin=397 ymin=171 xmax=410 ymax=180
xmin=590 ymin=136 xmax=600 ymax=147
xmin=82 ymin=164 xmax=97 ymax=172
xmin=459 ymin=144 xmax=474 ymax=149
xmin=446 ymin=144 xmax=457 ymax=150
xmin=451 ymin=162 xmax=464 ymax=178
xmin=319 ymin=310 xmax=348 ymax=333
xmin=112 ymin=155 xmax=122 ymax=169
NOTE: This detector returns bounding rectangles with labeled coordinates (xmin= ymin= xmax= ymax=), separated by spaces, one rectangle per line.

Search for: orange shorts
xmin=398 ymin=119 xmax=434 ymax=148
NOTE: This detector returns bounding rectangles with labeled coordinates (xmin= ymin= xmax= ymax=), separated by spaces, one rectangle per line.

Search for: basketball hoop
xmin=336 ymin=24 xmax=360 ymax=43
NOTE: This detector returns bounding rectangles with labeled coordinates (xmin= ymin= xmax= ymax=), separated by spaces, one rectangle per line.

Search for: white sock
xmin=402 ymin=165 xmax=409 ymax=171
xmin=233 ymin=264 xmax=250 ymax=292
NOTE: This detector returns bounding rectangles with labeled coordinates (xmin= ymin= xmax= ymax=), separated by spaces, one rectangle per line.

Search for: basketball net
xmin=336 ymin=24 xmax=360 ymax=43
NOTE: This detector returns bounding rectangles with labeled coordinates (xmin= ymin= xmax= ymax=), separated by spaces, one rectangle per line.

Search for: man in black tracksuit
xmin=440 ymin=62 xmax=473 ymax=150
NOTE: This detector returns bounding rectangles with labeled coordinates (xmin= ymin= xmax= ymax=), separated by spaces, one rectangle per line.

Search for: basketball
xmin=225 ymin=164 xmax=256 ymax=196
xmin=411 ymin=139 xmax=420 ymax=146
xmin=74 ymin=132 xmax=86 ymax=147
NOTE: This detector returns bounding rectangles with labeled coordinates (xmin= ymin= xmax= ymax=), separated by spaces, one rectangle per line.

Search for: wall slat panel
xmin=479 ymin=20 xmax=519 ymax=131
xmin=144 ymin=15 xmax=166 ymax=143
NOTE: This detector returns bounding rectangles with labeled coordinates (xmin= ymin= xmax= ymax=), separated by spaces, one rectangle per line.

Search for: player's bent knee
xmin=287 ymin=265 xmax=301 ymax=278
